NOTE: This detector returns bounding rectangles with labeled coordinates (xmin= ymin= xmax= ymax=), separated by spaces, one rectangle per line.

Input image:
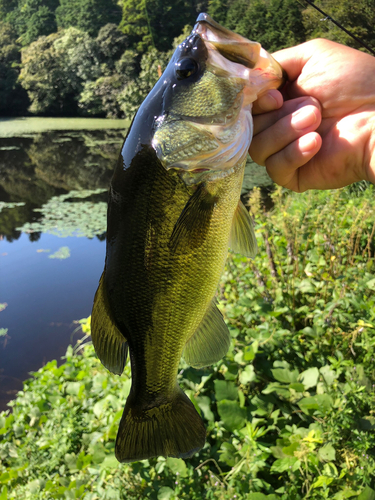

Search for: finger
xmin=271 ymin=40 xmax=332 ymax=83
xmin=250 ymin=101 xmax=321 ymax=165
xmin=253 ymin=96 xmax=321 ymax=135
xmin=265 ymin=132 xmax=322 ymax=192
xmin=252 ymin=89 xmax=283 ymax=115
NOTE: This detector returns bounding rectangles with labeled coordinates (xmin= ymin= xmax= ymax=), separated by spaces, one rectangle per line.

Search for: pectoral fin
xmin=168 ymin=185 xmax=217 ymax=254
xmin=91 ymin=272 xmax=128 ymax=375
xmin=183 ymin=300 xmax=231 ymax=368
xmin=229 ymin=200 xmax=258 ymax=258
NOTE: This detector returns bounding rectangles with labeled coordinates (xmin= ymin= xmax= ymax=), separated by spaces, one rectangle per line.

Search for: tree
xmin=19 ymin=28 xmax=101 ymax=115
xmin=96 ymin=24 xmax=130 ymax=71
xmin=5 ymin=0 xmax=59 ymax=46
xmin=210 ymin=0 xmax=306 ymax=52
xmin=117 ymin=48 xmax=170 ymax=119
xmin=207 ymin=0 xmax=228 ymax=26
xmin=0 ymin=22 xmax=29 ymax=115
xmin=303 ymin=0 xmax=375 ymax=53
xmin=78 ymin=48 xmax=138 ymax=118
xmin=56 ymin=0 xmax=122 ymax=37
xmin=119 ymin=0 xmax=205 ymax=53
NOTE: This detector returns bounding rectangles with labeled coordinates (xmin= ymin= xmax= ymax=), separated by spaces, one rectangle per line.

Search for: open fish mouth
xmin=193 ymin=13 xmax=286 ymax=103
xmin=151 ymin=14 xmax=286 ymax=179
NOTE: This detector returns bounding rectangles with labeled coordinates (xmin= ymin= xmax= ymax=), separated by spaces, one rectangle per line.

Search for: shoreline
xmin=0 ymin=117 xmax=130 ymax=138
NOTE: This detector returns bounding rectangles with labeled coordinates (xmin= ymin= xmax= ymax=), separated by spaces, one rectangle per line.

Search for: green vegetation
xmin=1 ymin=0 xmax=374 ymax=117
xmin=18 ymin=189 xmax=108 ymax=238
xmin=0 ymin=118 xmax=128 ymax=138
xmin=1 ymin=186 xmax=375 ymax=499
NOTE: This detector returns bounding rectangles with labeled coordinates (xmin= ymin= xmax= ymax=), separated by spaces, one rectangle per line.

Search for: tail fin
xmin=115 ymin=387 xmax=206 ymax=463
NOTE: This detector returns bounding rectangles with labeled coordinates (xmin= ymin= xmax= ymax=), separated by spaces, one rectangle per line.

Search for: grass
xmin=1 ymin=184 xmax=375 ymax=499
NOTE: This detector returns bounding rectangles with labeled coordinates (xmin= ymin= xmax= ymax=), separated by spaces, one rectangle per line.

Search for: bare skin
xmin=250 ymin=39 xmax=375 ymax=192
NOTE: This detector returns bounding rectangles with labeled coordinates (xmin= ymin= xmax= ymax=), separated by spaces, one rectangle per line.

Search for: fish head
xmin=151 ymin=13 xmax=286 ymax=185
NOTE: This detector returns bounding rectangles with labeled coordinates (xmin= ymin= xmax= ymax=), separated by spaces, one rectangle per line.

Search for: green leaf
xmin=262 ymin=383 xmax=290 ymax=398
xmin=65 ymin=382 xmax=83 ymax=396
xmin=333 ymin=489 xmax=362 ymax=500
xmin=157 ymin=486 xmax=175 ymax=500
xmin=358 ymin=486 xmax=375 ymax=500
xmin=214 ymin=380 xmax=238 ymax=401
xmin=239 ymin=365 xmax=256 ymax=384
xmin=366 ymin=278 xmax=375 ymax=290
xmin=0 ymin=474 xmax=9 ymax=485
xmin=196 ymin=395 xmax=214 ymax=422
xmin=219 ymin=442 xmax=237 ymax=467
xmin=318 ymin=443 xmax=336 ymax=462
xmin=298 ymin=395 xmax=333 ymax=416
xmin=101 ymin=454 xmax=118 ymax=469
xmin=271 ymin=361 xmax=298 ymax=384
xmin=28 ymin=480 xmax=40 ymax=494
xmin=298 ymin=279 xmax=315 ymax=293
xmin=289 ymin=383 xmax=305 ymax=392
xmin=243 ymin=340 xmax=258 ymax=361
xmin=0 ymin=486 xmax=7 ymax=500
xmin=166 ymin=458 xmax=187 ymax=477
xmin=270 ymin=456 xmax=300 ymax=473
xmin=311 ymin=475 xmax=334 ymax=489
xmin=299 ymin=367 xmax=319 ymax=389
xmin=217 ymin=400 xmax=247 ymax=431
xmin=282 ymin=442 xmax=299 ymax=457
xmin=320 ymin=365 xmax=336 ymax=386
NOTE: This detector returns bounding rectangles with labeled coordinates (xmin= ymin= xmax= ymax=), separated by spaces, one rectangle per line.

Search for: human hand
xmin=250 ymin=39 xmax=375 ymax=192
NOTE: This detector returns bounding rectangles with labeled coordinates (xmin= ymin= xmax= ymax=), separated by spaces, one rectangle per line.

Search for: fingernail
xmin=299 ymin=133 xmax=318 ymax=153
xmin=258 ymin=90 xmax=280 ymax=111
xmin=291 ymin=106 xmax=318 ymax=131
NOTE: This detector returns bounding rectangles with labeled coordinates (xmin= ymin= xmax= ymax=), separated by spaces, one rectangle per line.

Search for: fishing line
xmin=302 ymin=0 xmax=375 ymax=56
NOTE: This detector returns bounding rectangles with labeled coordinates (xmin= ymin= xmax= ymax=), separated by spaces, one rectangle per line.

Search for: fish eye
xmin=175 ymin=58 xmax=198 ymax=80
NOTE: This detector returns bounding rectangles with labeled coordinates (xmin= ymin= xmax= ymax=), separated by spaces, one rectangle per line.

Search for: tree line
xmin=1 ymin=0 xmax=374 ymax=118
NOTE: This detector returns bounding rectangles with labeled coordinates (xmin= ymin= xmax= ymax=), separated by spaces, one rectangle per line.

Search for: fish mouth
xmin=193 ymin=13 xmax=287 ymax=93
xmin=152 ymin=14 xmax=287 ymax=180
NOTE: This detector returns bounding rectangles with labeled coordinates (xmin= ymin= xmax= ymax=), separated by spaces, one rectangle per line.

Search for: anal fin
xmin=229 ymin=200 xmax=258 ymax=258
xmin=91 ymin=272 xmax=128 ymax=375
xmin=183 ymin=300 xmax=231 ymax=368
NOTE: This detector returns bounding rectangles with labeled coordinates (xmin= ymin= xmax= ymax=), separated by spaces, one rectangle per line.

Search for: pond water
xmin=0 ymin=117 xmax=273 ymax=411
xmin=0 ymin=118 xmax=128 ymax=410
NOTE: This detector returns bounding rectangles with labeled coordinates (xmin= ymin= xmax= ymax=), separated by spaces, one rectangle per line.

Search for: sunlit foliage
xmin=302 ymin=0 xmax=375 ymax=51
xmin=1 ymin=186 xmax=375 ymax=498
xmin=56 ymin=0 xmax=121 ymax=37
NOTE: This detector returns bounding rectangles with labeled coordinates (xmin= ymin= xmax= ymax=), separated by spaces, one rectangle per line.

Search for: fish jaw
xmin=151 ymin=13 xmax=286 ymax=180
xmin=193 ymin=13 xmax=286 ymax=103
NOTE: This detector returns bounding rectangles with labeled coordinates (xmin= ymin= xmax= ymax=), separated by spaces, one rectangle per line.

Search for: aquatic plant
xmin=17 ymin=189 xmax=107 ymax=238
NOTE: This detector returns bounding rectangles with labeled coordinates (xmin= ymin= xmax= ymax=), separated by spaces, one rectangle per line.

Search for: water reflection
xmin=0 ymin=127 xmax=126 ymax=411
xmin=0 ymin=129 xmax=124 ymax=241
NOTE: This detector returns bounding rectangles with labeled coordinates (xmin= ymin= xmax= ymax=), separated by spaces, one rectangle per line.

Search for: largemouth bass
xmin=91 ymin=13 xmax=285 ymax=463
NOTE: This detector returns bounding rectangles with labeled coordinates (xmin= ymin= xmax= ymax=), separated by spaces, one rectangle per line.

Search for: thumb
xmin=252 ymin=89 xmax=283 ymax=115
